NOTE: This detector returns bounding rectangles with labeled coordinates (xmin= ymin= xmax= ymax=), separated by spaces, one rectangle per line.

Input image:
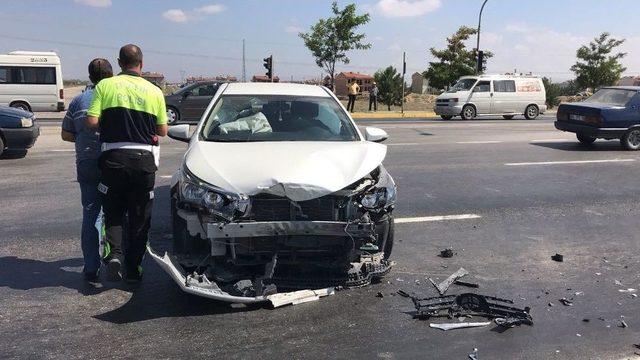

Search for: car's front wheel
xmin=577 ymin=133 xmax=596 ymax=145
xmin=461 ymin=105 xmax=476 ymax=120
xmin=524 ymin=105 xmax=539 ymax=120
xmin=166 ymin=106 xmax=180 ymax=125
xmin=621 ymin=128 xmax=640 ymax=150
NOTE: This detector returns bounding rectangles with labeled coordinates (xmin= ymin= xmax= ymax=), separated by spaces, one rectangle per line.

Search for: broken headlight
xmin=359 ymin=166 xmax=397 ymax=209
xmin=179 ymin=167 xmax=249 ymax=220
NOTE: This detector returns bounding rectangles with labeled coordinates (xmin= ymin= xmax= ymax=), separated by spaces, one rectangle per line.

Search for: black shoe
xmin=83 ymin=269 xmax=100 ymax=282
xmin=106 ymin=259 xmax=122 ymax=282
xmin=124 ymin=266 xmax=143 ymax=284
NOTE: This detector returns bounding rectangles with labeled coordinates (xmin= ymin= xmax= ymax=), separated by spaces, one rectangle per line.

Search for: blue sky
xmin=1 ymin=0 xmax=639 ymax=82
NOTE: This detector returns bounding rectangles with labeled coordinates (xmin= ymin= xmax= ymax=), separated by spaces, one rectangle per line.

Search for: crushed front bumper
xmin=147 ymin=245 xmax=335 ymax=306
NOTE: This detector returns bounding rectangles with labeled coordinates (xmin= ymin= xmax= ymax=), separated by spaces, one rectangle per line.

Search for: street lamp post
xmin=476 ymin=0 xmax=488 ymax=74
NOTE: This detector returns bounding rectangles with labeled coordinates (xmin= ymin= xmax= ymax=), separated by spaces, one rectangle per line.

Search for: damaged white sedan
xmin=149 ymin=83 xmax=396 ymax=304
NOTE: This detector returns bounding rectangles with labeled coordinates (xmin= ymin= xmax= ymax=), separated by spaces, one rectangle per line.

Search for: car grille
xmin=250 ymin=195 xmax=337 ymax=221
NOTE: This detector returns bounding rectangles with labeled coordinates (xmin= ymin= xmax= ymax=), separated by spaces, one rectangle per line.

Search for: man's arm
xmin=61 ymin=130 xmax=75 ymax=142
xmin=156 ymin=124 xmax=168 ymax=136
xmin=86 ymin=115 xmax=99 ymax=130
xmin=155 ymin=91 xmax=169 ymax=137
xmin=86 ymin=84 xmax=102 ymax=130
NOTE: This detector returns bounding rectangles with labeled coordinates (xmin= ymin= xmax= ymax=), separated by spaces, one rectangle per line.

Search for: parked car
xmin=0 ymin=105 xmax=39 ymax=157
xmin=555 ymin=86 xmax=640 ymax=150
xmin=434 ymin=75 xmax=547 ymax=120
xmin=149 ymin=82 xmax=397 ymax=303
xmin=164 ymin=81 xmax=221 ymax=124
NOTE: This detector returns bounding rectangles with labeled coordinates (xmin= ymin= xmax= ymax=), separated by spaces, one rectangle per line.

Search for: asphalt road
xmin=2 ymin=116 xmax=640 ymax=359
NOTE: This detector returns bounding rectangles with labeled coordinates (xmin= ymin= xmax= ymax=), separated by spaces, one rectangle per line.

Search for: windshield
xmin=448 ymin=78 xmax=477 ymax=92
xmin=200 ymin=95 xmax=359 ymax=142
xmin=586 ymin=89 xmax=636 ymax=106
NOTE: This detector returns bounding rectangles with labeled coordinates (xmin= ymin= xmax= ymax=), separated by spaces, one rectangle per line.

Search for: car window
xmin=473 ymin=81 xmax=491 ymax=93
xmin=201 ymin=95 xmax=359 ymax=142
xmin=192 ymin=84 xmax=218 ymax=96
xmin=586 ymin=89 xmax=637 ymax=106
xmin=0 ymin=67 xmax=8 ymax=83
xmin=494 ymin=80 xmax=516 ymax=92
xmin=448 ymin=78 xmax=476 ymax=92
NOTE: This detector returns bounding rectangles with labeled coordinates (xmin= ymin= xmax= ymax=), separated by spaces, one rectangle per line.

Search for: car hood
xmin=184 ymin=141 xmax=387 ymax=201
xmin=0 ymin=105 xmax=33 ymax=119
xmin=560 ymin=102 xmax=625 ymax=110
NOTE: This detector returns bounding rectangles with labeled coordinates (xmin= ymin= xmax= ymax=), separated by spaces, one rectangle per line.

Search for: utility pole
xmin=476 ymin=0 xmax=489 ymax=74
xmin=241 ymin=39 xmax=246 ymax=82
xmin=401 ymin=52 xmax=406 ymax=115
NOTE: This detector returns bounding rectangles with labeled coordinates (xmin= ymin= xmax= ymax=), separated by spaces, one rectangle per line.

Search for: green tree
xmin=374 ymin=66 xmax=403 ymax=110
xmin=423 ymin=26 xmax=493 ymax=90
xmin=570 ymin=32 xmax=626 ymax=91
xmin=299 ymin=2 xmax=371 ymax=87
xmin=542 ymin=77 xmax=561 ymax=109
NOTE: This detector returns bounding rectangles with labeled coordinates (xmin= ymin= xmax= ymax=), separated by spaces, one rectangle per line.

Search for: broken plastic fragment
xmin=429 ymin=322 xmax=491 ymax=331
xmin=559 ymin=298 xmax=573 ymax=306
xmin=430 ymin=268 xmax=469 ymax=295
xmin=267 ymin=288 xmax=335 ymax=308
xmin=618 ymin=288 xmax=637 ymax=293
xmin=551 ymin=253 xmax=564 ymax=262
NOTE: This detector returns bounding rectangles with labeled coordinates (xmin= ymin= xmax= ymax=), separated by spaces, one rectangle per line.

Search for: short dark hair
xmin=118 ymin=44 xmax=143 ymax=69
xmin=88 ymin=58 xmax=113 ymax=84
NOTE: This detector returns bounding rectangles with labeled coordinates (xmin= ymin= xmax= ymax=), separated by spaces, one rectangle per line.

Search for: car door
xmin=469 ymin=80 xmax=492 ymax=114
xmin=182 ymin=83 xmax=219 ymax=121
xmin=492 ymin=80 xmax=517 ymax=113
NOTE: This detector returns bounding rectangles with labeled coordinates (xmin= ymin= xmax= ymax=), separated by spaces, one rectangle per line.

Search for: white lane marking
xmin=386 ymin=142 xmax=422 ymax=146
xmin=395 ymin=214 xmax=481 ymax=224
xmin=505 ymin=159 xmax=635 ymax=166
xmin=160 ymin=175 xmax=173 ymax=179
xmin=50 ymin=149 xmax=75 ymax=152
xmin=530 ymin=139 xmax=571 ymax=143
xmin=456 ymin=140 xmax=503 ymax=144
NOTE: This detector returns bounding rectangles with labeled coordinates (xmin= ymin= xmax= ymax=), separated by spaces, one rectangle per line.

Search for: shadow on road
xmin=0 ymin=150 xmax=28 ymax=160
xmin=0 ymin=256 xmax=108 ymax=295
xmin=530 ymin=140 xmax=625 ymax=152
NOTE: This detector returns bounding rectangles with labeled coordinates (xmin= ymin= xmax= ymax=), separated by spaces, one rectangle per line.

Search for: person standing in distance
xmin=369 ymin=82 xmax=378 ymax=112
xmin=85 ymin=44 xmax=168 ymax=283
xmin=347 ymin=79 xmax=360 ymax=112
xmin=61 ymin=58 xmax=113 ymax=281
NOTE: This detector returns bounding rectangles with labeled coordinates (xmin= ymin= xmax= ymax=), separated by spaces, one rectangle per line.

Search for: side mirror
xmin=364 ymin=127 xmax=388 ymax=143
xmin=182 ymin=90 xmax=192 ymax=99
xmin=167 ymin=124 xmax=191 ymax=143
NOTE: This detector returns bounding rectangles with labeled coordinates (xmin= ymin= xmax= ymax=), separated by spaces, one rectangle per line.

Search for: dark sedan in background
xmin=165 ymin=81 xmax=221 ymax=124
xmin=0 ymin=105 xmax=39 ymax=157
xmin=555 ymin=86 xmax=640 ymax=150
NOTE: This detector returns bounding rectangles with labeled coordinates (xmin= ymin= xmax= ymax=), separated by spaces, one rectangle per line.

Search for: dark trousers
xmin=77 ymin=160 xmax=101 ymax=274
xmin=369 ymin=95 xmax=377 ymax=111
xmin=347 ymin=94 xmax=356 ymax=112
xmin=98 ymin=149 xmax=156 ymax=273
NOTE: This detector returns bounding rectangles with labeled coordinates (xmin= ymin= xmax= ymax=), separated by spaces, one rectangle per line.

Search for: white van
xmin=434 ymin=75 xmax=546 ymax=120
xmin=0 ymin=51 xmax=65 ymax=112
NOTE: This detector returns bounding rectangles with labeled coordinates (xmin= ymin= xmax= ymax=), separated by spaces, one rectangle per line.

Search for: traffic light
xmin=263 ymin=55 xmax=273 ymax=80
xmin=476 ymin=50 xmax=484 ymax=74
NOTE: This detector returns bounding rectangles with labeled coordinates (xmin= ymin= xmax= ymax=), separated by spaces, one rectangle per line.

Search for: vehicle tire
xmin=0 ymin=134 xmax=4 ymax=158
xmin=576 ymin=133 xmax=596 ymax=145
xmin=166 ymin=106 xmax=180 ymax=125
xmin=502 ymin=115 xmax=514 ymax=120
xmin=621 ymin=128 xmax=640 ymax=150
xmin=440 ymin=115 xmax=454 ymax=120
xmin=10 ymin=101 xmax=31 ymax=112
xmin=460 ymin=105 xmax=476 ymax=120
xmin=382 ymin=216 xmax=394 ymax=260
xmin=524 ymin=105 xmax=539 ymax=120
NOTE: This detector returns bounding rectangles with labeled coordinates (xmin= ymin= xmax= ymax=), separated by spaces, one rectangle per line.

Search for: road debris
xmin=618 ymin=288 xmax=637 ymax=293
xmin=620 ymin=320 xmax=628 ymax=328
xmin=455 ymin=280 xmax=479 ymax=288
xmin=615 ymin=280 xmax=624 ymax=286
xmin=429 ymin=321 xmax=491 ymax=331
xmin=410 ymin=293 xmax=533 ymax=327
xmin=551 ymin=253 xmax=564 ymax=262
xmin=468 ymin=348 xmax=478 ymax=360
xmin=559 ymin=298 xmax=573 ymax=306
xmin=267 ymin=288 xmax=335 ymax=308
xmin=429 ymin=267 xmax=469 ymax=295
xmin=376 ymin=292 xmax=384 ymax=298
xmin=439 ymin=248 xmax=455 ymax=258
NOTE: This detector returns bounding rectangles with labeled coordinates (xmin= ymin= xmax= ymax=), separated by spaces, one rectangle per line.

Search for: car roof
xmin=222 ymin=82 xmax=331 ymax=97
xmin=602 ymin=86 xmax=640 ymax=91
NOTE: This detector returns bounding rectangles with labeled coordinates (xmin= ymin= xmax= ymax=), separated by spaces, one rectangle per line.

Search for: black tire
xmin=576 ymin=133 xmax=596 ymax=145
xmin=524 ymin=105 xmax=539 ymax=120
xmin=382 ymin=216 xmax=394 ymax=260
xmin=10 ymin=101 xmax=31 ymax=112
xmin=460 ymin=105 xmax=476 ymax=120
xmin=502 ymin=115 xmax=514 ymax=120
xmin=621 ymin=128 xmax=640 ymax=150
xmin=166 ymin=106 xmax=180 ymax=125
xmin=440 ymin=115 xmax=453 ymax=120
xmin=0 ymin=134 xmax=4 ymax=158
